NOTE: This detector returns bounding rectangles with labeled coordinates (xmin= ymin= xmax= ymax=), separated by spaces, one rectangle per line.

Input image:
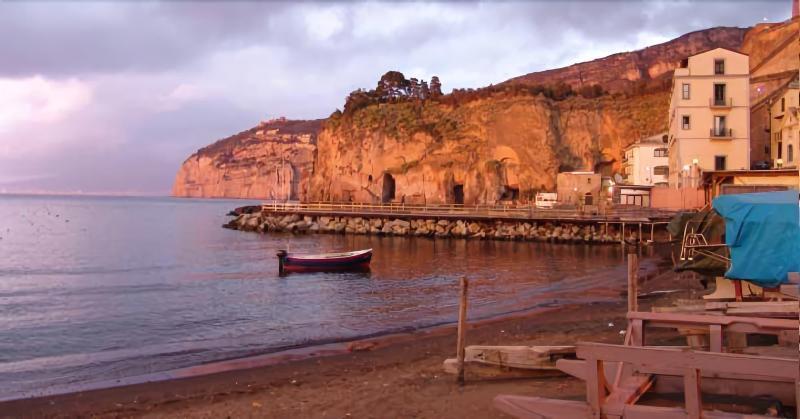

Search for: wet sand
xmin=2 ymin=268 xmax=698 ymax=419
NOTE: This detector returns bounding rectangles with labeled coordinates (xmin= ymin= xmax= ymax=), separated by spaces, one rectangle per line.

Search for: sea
xmin=0 ymin=194 xmax=641 ymax=400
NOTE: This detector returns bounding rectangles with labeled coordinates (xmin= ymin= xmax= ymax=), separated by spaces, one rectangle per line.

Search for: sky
xmin=0 ymin=1 xmax=791 ymax=195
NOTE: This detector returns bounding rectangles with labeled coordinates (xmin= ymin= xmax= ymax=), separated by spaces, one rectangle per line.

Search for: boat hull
xmin=277 ymin=249 xmax=372 ymax=274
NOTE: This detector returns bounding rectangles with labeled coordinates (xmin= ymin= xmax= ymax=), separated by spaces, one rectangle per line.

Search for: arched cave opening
xmin=453 ymin=184 xmax=465 ymax=205
xmin=500 ymin=185 xmax=519 ymax=201
xmin=382 ymin=173 xmax=396 ymax=204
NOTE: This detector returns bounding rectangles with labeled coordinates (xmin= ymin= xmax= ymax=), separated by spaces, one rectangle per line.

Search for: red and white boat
xmin=276 ymin=248 xmax=372 ymax=274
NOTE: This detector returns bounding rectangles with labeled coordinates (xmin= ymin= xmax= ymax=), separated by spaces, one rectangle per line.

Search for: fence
xmin=260 ymin=201 xmax=676 ymax=222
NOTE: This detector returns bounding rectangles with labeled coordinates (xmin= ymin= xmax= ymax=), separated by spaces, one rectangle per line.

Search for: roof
xmin=624 ymin=132 xmax=668 ymax=151
xmin=689 ymin=46 xmax=749 ymax=58
xmin=704 ymin=169 xmax=799 ymax=177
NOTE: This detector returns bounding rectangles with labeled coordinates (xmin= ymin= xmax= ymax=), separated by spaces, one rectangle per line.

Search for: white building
xmin=621 ymin=132 xmax=669 ymax=186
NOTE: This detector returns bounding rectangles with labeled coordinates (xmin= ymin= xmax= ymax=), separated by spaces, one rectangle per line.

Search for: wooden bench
xmin=627 ymin=311 xmax=798 ymax=352
xmin=494 ymin=342 xmax=798 ymax=419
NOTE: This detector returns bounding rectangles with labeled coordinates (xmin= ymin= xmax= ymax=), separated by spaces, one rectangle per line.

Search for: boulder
xmin=392 ymin=219 xmax=411 ymax=228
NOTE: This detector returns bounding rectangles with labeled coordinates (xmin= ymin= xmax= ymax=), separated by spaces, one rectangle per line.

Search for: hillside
xmin=172 ymin=23 xmax=791 ymax=203
xmin=503 ymin=27 xmax=748 ymax=93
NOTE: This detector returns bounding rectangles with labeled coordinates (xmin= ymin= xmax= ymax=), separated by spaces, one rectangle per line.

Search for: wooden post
xmin=627 ymin=241 xmax=639 ymax=313
xmin=456 ymin=277 xmax=469 ymax=384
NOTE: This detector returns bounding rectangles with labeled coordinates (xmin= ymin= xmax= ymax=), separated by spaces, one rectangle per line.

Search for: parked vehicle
xmin=534 ymin=193 xmax=557 ymax=209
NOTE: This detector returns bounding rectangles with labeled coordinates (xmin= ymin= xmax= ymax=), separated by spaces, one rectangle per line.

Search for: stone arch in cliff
xmin=381 ymin=173 xmax=396 ymax=203
xmin=453 ymin=184 xmax=464 ymax=205
xmin=289 ymin=164 xmax=301 ymax=201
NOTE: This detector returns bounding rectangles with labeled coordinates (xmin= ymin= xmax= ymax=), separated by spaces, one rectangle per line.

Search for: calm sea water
xmin=0 ymin=195 xmax=639 ymax=400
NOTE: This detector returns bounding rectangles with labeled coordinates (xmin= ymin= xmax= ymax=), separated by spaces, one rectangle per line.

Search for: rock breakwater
xmin=224 ymin=211 xmax=628 ymax=244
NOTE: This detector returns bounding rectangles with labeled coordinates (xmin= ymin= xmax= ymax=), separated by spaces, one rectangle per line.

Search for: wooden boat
xmin=276 ymin=248 xmax=372 ymax=275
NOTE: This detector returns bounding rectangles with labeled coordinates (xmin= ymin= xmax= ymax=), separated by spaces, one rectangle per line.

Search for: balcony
xmin=709 ymin=97 xmax=733 ymax=109
xmin=710 ymin=128 xmax=733 ymax=139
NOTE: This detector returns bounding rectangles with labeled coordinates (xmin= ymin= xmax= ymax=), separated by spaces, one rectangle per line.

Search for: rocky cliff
xmin=173 ymin=24 xmax=785 ymax=203
xmin=309 ymin=92 xmax=667 ymax=204
xmin=504 ymin=26 xmax=748 ymax=93
xmin=172 ymin=118 xmax=321 ymax=199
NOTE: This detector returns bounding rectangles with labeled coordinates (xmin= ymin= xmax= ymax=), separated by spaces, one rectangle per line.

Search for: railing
xmin=710 ymin=128 xmax=733 ymax=138
xmin=259 ymin=201 xmax=677 ymax=221
xmin=709 ymin=97 xmax=733 ymax=108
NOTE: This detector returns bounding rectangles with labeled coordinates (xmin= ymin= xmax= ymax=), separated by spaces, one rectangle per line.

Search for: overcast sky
xmin=0 ymin=1 xmax=791 ymax=195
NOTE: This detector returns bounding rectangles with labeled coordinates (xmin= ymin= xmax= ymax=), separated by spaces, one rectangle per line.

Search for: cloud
xmin=0 ymin=77 xmax=92 ymax=133
xmin=0 ymin=0 xmax=791 ymax=194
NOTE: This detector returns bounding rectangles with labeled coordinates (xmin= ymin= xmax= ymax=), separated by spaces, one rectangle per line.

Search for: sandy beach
xmin=1 ymin=263 xmax=695 ymax=419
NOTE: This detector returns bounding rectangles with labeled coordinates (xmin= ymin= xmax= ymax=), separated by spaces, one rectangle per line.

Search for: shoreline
xmin=0 ymin=261 xmax=684 ymax=419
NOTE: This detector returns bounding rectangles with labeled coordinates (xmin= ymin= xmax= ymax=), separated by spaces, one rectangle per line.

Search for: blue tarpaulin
xmin=712 ymin=190 xmax=800 ymax=288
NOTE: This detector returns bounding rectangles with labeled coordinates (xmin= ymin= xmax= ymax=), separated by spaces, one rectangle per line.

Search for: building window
xmin=789 ymin=144 xmax=794 ymax=163
xmin=714 ymin=59 xmax=725 ymax=75
xmin=682 ymin=115 xmax=690 ymax=130
xmin=714 ymin=155 xmax=727 ymax=171
xmin=778 ymin=140 xmax=783 ymax=159
xmin=781 ymin=97 xmax=786 ymax=112
xmin=653 ymin=166 xmax=669 ymax=176
xmin=682 ymin=83 xmax=690 ymax=100
xmin=713 ymin=115 xmax=727 ymax=136
xmin=713 ymin=84 xmax=726 ymax=106
xmin=653 ymin=148 xmax=668 ymax=157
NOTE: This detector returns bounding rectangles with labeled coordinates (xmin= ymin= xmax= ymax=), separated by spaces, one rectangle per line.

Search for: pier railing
xmin=260 ymin=201 xmax=676 ymax=222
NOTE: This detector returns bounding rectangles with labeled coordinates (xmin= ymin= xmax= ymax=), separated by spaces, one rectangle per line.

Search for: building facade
xmin=556 ymin=172 xmax=601 ymax=206
xmin=667 ymin=48 xmax=751 ymax=187
xmin=621 ymin=132 xmax=669 ymax=186
xmin=770 ymin=79 xmax=800 ymax=168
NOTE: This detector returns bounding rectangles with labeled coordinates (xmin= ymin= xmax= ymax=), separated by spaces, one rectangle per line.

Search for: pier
xmin=227 ymin=202 xmax=679 ymax=243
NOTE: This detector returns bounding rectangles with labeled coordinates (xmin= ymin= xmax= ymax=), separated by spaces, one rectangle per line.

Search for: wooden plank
xmin=709 ymin=324 xmax=722 ymax=352
xmin=585 ymin=357 xmax=607 ymax=419
xmin=628 ymin=311 xmax=797 ymax=334
xmin=557 ymin=359 xmax=620 ymax=381
xmin=493 ymin=395 xmax=588 ymax=419
xmin=442 ymin=358 xmax=564 ymax=379
xmin=651 ymin=374 xmax=797 ymax=405
xmin=462 ymin=345 xmax=575 ymax=370
xmin=622 ymin=404 xmax=775 ymax=419
xmin=683 ymin=368 xmax=702 ymax=419
xmin=630 ymin=319 xmax=644 ymax=347
xmin=576 ymin=343 xmax=798 ymax=380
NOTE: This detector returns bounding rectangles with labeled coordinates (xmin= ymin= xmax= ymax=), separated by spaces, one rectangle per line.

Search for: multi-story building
xmin=667 ymin=48 xmax=751 ymax=187
xmin=621 ymin=132 xmax=669 ymax=186
xmin=770 ymin=79 xmax=799 ymax=168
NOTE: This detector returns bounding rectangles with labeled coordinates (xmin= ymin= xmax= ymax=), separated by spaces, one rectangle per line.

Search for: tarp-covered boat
xmin=276 ymin=248 xmax=372 ymax=275
xmin=713 ymin=190 xmax=800 ymax=288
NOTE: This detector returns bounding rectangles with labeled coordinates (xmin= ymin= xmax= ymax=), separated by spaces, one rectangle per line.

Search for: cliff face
xmin=172 ymin=119 xmax=321 ymax=199
xmin=308 ymin=93 xmax=668 ymax=205
xmin=173 ymin=24 xmax=782 ymax=203
xmin=504 ymin=27 xmax=748 ymax=93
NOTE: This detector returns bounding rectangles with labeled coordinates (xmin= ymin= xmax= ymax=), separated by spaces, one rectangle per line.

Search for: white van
xmin=535 ymin=192 xmax=557 ymax=209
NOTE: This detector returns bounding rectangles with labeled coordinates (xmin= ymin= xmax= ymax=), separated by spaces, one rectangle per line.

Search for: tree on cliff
xmin=430 ymin=76 xmax=442 ymax=97
xmin=376 ymin=71 xmax=411 ymax=99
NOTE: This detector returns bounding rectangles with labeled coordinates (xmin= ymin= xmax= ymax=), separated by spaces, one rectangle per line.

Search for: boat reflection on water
xmin=277 ymin=248 xmax=373 ymax=276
